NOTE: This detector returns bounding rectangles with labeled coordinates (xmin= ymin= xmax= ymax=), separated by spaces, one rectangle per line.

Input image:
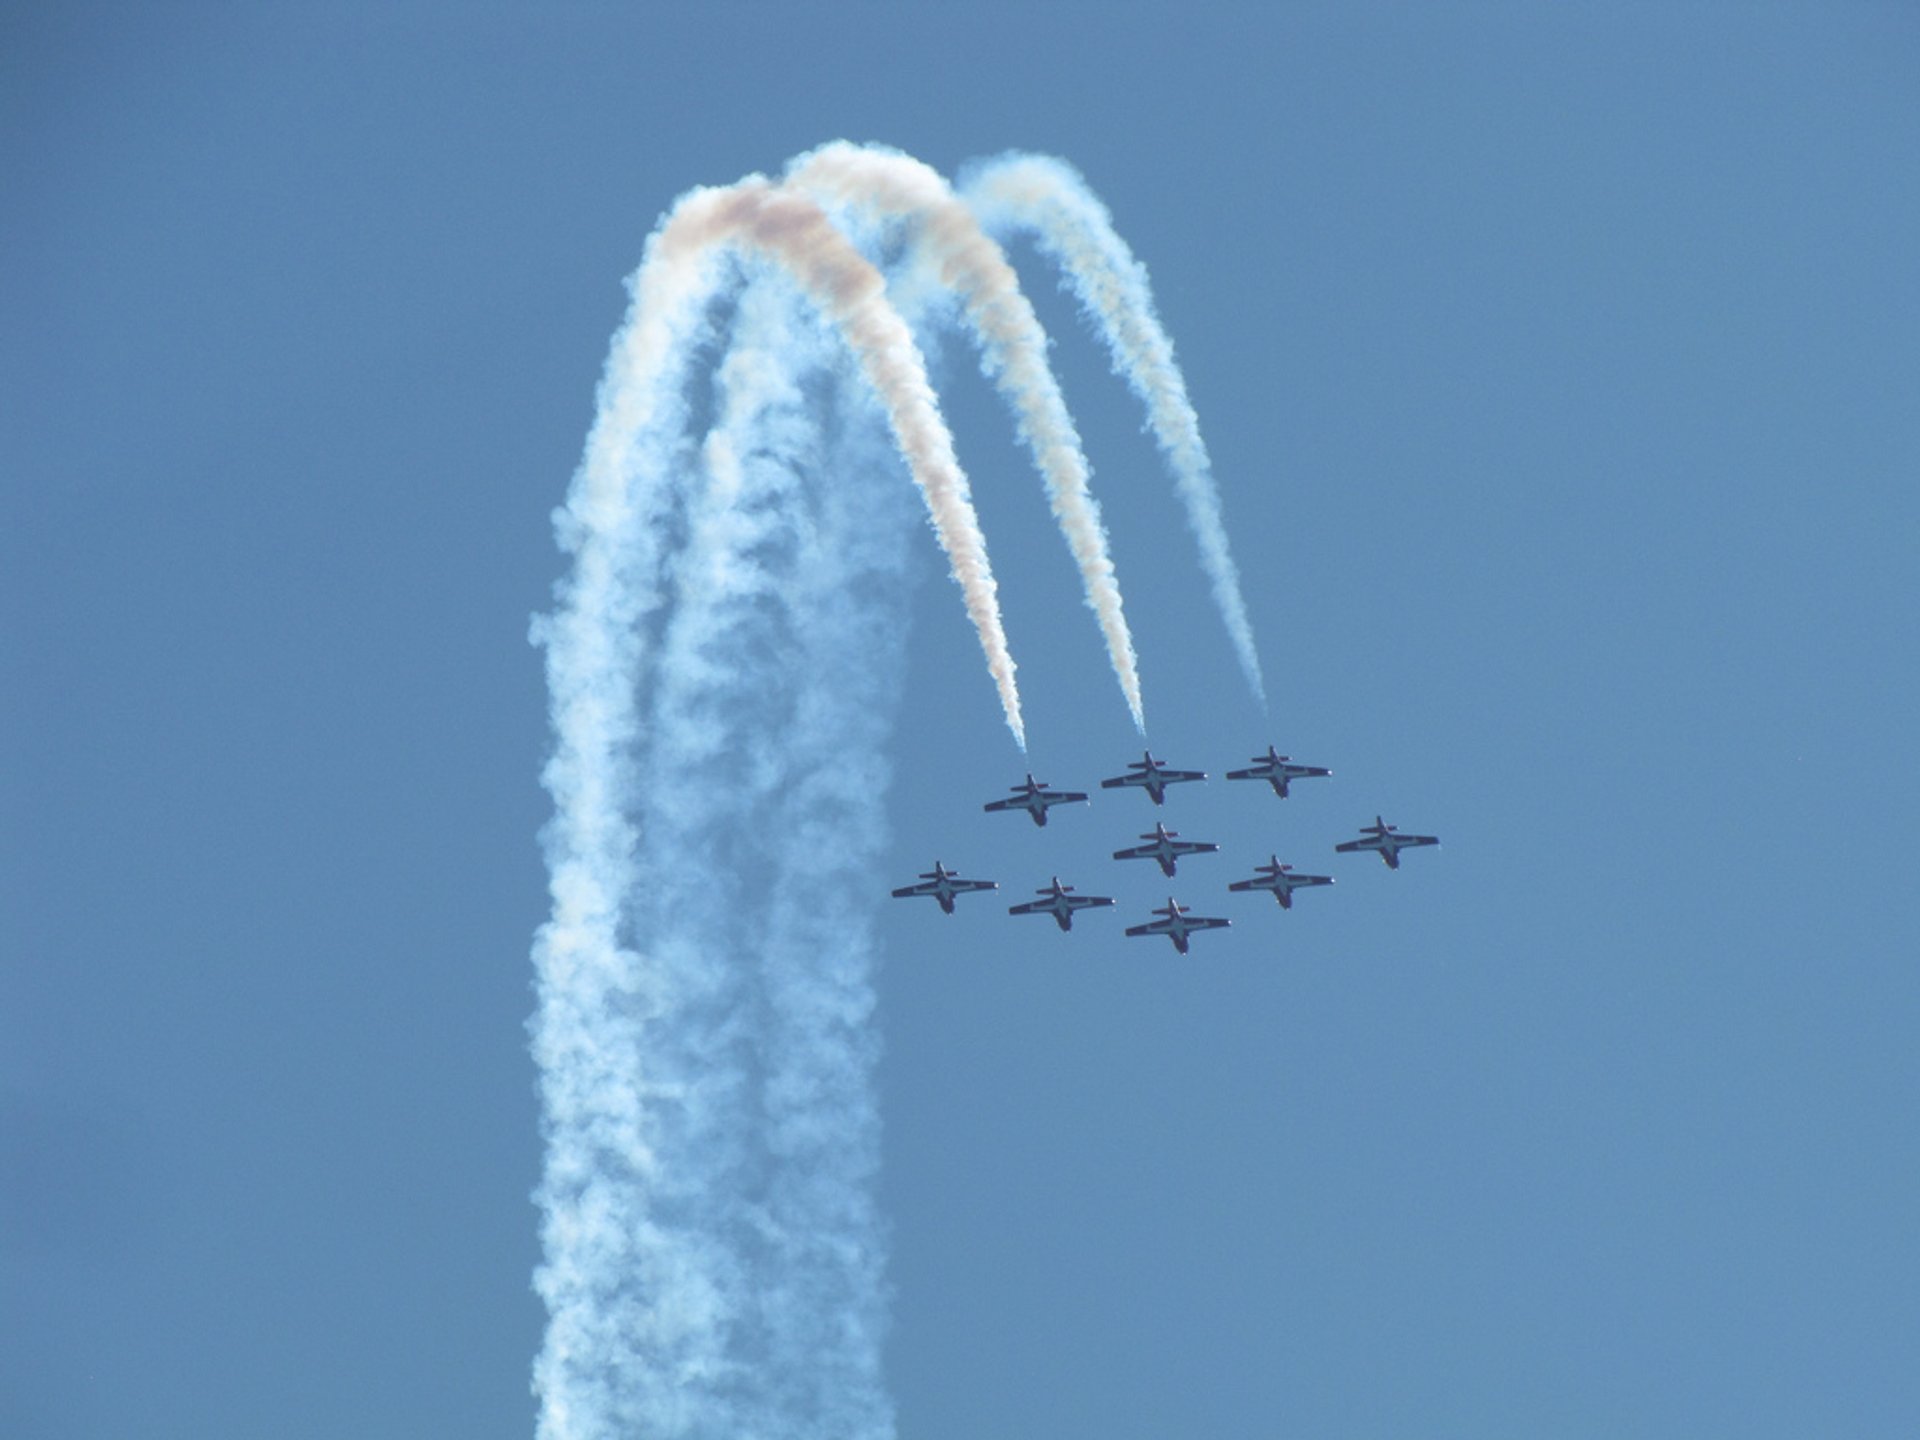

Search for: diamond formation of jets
xmin=1125 ymin=897 xmax=1231 ymax=954
xmin=1227 ymin=855 xmax=1335 ymax=909
xmin=897 ymin=747 xmax=1438 ymax=945
xmin=1099 ymin=750 xmax=1208 ymax=805
xmin=1112 ymin=822 xmax=1220 ymax=878
xmin=1008 ymin=876 xmax=1115 ymax=932
xmin=1334 ymin=816 xmax=1440 ymax=869
xmin=1225 ymin=747 xmax=1331 ymax=799
xmin=983 ymin=773 xmax=1089 ymax=827
xmin=890 ymin=861 xmax=999 ymax=914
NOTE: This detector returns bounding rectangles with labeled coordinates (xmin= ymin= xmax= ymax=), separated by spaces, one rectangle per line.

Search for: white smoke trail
xmin=533 ymin=149 xmax=1250 ymax=1440
xmin=700 ymin=179 xmax=1024 ymax=748
xmin=788 ymin=141 xmax=1146 ymax=733
xmin=645 ymin=276 xmax=903 ymax=1436
xmin=531 ymin=177 xmax=983 ymax=1438
xmin=535 ymin=264 xmax=908 ymax=1438
xmin=961 ymin=152 xmax=1267 ymax=704
xmin=530 ymin=183 xmax=741 ymax=1440
xmin=719 ymin=320 xmax=907 ymax=1433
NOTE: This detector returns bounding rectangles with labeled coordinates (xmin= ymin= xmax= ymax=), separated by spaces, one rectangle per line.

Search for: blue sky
xmin=5 ymin=4 xmax=1917 ymax=1437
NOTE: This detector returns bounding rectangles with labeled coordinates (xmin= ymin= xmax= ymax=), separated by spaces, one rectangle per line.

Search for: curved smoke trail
xmin=962 ymin=152 xmax=1267 ymax=705
xmin=788 ymin=141 xmax=1146 ymax=733
xmin=533 ymin=147 xmax=1247 ymax=1440
xmin=530 ymin=178 xmax=959 ymax=1439
xmin=650 ymin=178 xmax=1024 ymax=745
xmin=535 ymin=264 xmax=908 ymax=1439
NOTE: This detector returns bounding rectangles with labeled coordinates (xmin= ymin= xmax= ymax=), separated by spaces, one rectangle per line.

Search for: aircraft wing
xmin=1226 ymin=876 xmax=1266 ymax=892
xmin=1124 ymin=917 xmax=1175 ymax=939
xmin=1399 ymin=833 xmax=1440 ymax=847
xmin=891 ymin=879 xmax=942 ymax=898
xmin=951 ymin=877 xmax=998 ymax=893
xmin=1008 ymin=896 xmax=1057 ymax=917
xmin=1187 ymin=915 xmax=1230 ymax=932
xmin=982 ymin=795 xmax=1026 ymax=814
xmin=1111 ymin=841 xmax=1162 ymax=862
xmin=1333 ymin=837 xmax=1377 ymax=854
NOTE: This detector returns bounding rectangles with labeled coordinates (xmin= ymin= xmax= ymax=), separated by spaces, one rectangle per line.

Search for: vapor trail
xmin=533 ymin=147 xmax=1245 ymax=1439
xmin=624 ymin=276 xmax=901 ymax=1438
xmin=530 ymin=180 xmax=741 ymax=1440
xmin=789 ymin=141 xmax=1146 ymax=732
xmin=693 ymin=180 xmax=1025 ymax=746
xmin=531 ymin=177 xmax=980 ymax=1438
xmin=962 ymin=153 xmax=1267 ymax=704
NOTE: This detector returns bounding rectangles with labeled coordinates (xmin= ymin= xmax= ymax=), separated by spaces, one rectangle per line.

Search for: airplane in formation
xmin=1008 ymin=876 xmax=1114 ymax=932
xmin=1335 ymin=816 xmax=1440 ymax=869
xmin=902 ymin=750 xmax=1434 ymax=939
xmin=1112 ymin=822 xmax=1219 ymax=878
xmin=984 ymin=773 xmax=1089 ymax=827
xmin=890 ymin=861 xmax=998 ymax=913
xmin=1226 ymin=747 xmax=1332 ymax=799
xmin=1125 ymin=897 xmax=1231 ymax=954
xmin=1228 ymin=856 xmax=1335 ymax=909
xmin=1099 ymin=750 xmax=1207 ymax=805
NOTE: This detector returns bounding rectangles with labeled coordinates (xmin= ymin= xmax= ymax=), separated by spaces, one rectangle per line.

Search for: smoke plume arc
xmin=531 ymin=146 xmax=1260 ymax=1439
xmin=788 ymin=141 xmax=1146 ymax=733
xmin=962 ymin=151 xmax=1267 ymax=704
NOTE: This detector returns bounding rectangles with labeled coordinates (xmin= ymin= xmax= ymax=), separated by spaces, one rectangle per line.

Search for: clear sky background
xmin=5 ymin=4 xmax=1917 ymax=1437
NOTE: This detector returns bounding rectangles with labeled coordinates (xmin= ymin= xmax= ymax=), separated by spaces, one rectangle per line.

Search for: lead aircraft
xmin=1334 ymin=816 xmax=1440 ymax=869
xmin=1112 ymin=822 xmax=1220 ymax=878
xmin=1099 ymin=750 xmax=1207 ymax=805
xmin=1228 ymin=856 xmax=1335 ymax=909
xmin=890 ymin=861 xmax=998 ymax=914
xmin=1008 ymin=876 xmax=1114 ymax=932
xmin=1225 ymin=747 xmax=1332 ymax=799
xmin=983 ymin=773 xmax=1089 ymax=827
xmin=1125 ymin=897 xmax=1231 ymax=954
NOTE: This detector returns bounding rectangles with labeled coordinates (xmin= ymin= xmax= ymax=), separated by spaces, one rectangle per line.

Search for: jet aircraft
xmin=1125 ymin=897 xmax=1231 ymax=954
xmin=1227 ymin=856 xmax=1335 ymax=909
xmin=1334 ymin=816 xmax=1440 ymax=869
xmin=1112 ymin=822 xmax=1220 ymax=878
xmin=1226 ymin=747 xmax=1332 ymax=799
xmin=983 ymin=773 xmax=1088 ymax=827
xmin=1099 ymin=750 xmax=1207 ymax=805
xmin=1008 ymin=876 xmax=1115 ymax=932
xmin=890 ymin=861 xmax=998 ymax=914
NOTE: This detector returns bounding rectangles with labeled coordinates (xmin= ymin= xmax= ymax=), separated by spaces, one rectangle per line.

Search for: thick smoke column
xmin=963 ymin=152 xmax=1267 ymax=704
xmin=531 ymin=179 xmax=961 ymax=1439
xmin=789 ymin=141 xmax=1147 ymax=733
xmin=533 ymin=146 xmax=1249 ymax=1440
xmin=535 ymin=265 xmax=906 ymax=1437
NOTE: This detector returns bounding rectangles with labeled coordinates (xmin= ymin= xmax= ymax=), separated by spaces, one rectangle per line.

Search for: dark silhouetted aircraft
xmin=1099 ymin=750 xmax=1207 ymax=805
xmin=1334 ymin=816 xmax=1439 ymax=869
xmin=1008 ymin=876 xmax=1114 ymax=932
xmin=1227 ymin=856 xmax=1335 ymax=909
xmin=983 ymin=773 xmax=1088 ymax=827
xmin=1112 ymin=822 xmax=1219 ymax=878
xmin=1125 ymin=897 xmax=1230 ymax=954
xmin=1226 ymin=747 xmax=1331 ymax=799
xmin=890 ymin=861 xmax=998 ymax=914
